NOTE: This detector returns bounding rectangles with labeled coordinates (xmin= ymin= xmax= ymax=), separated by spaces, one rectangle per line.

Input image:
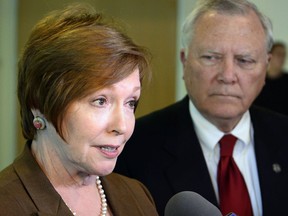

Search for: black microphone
xmin=164 ymin=191 xmax=222 ymax=216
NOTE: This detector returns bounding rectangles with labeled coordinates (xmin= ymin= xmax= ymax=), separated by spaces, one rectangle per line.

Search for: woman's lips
xmin=97 ymin=145 xmax=121 ymax=158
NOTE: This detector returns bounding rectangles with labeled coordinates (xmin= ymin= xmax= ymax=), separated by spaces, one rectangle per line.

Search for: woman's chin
xmin=97 ymin=163 xmax=116 ymax=176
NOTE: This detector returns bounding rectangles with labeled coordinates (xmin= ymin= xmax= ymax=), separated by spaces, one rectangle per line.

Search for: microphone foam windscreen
xmin=164 ymin=191 xmax=222 ymax=216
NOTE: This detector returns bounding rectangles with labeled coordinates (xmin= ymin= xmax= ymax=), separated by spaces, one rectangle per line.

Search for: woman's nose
xmin=109 ymin=107 xmax=127 ymax=135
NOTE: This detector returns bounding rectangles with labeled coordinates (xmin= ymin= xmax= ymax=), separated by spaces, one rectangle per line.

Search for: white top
xmin=189 ymin=100 xmax=263 ymax=216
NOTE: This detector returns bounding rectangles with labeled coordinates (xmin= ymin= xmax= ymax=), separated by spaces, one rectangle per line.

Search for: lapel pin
xmin=272 ymin=163 xmax=281 ymax=173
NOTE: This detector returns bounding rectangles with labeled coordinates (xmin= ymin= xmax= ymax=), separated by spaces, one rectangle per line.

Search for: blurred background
xmin=1 ymin=0 xmax=288 ymax=170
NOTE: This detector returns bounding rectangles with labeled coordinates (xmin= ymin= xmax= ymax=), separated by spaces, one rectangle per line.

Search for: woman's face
xmin=60 ymin=68 xmax=141 ymax=176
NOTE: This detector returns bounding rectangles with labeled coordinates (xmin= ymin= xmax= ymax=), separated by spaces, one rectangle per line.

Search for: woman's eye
xmin=128 ymin=99 xmax=138 ymax=110
xmin=93 ymin=97 xmax=106 ymax=106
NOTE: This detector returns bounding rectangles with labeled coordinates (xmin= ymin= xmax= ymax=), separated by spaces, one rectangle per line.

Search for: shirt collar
xmin=188 ymin=99 xmax=252 ymax=151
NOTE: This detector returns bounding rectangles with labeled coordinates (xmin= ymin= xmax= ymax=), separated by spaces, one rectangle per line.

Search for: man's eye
xmin=200 ymin=55 xmax=220 ymax=65
xmin=238 ymin=58 xmax=251 ymax=64
xmin=202 ymin=55 xmax=214 ymax=60
xmin=237 ymin=58 xmax=256 ymax=69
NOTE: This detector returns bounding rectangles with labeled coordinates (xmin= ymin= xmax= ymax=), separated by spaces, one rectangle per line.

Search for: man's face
xmin=181 ymin=10 xmax=270 ymax=131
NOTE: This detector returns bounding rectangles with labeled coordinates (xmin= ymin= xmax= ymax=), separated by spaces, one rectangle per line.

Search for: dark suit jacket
xmin=114 ymin=96 xmax=288 ymax=216
xmin=0 ymin=141 xmax=159 ymax=216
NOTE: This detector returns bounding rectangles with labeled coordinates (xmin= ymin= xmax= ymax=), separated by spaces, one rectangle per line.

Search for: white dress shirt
xmin=189 ymin=100 xmax=263 ymax=216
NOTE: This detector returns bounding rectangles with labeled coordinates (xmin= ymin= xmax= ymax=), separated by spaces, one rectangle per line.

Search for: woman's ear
xmin=31 ymin=109 xmax=44 ymax=118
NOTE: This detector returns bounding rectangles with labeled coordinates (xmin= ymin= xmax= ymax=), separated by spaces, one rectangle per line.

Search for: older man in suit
xmin=115 ymin=0 xmax=288 ymax=215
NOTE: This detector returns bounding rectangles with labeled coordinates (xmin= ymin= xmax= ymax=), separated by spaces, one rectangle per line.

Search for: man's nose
xmin=217 ymin=58 xmax=237 ymax=83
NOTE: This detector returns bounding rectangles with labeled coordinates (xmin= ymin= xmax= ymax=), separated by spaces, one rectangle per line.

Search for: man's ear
xmin=267 ymin=53 xmax=272 ymax=64
xmin=180 ymin=48 xmax=187 ymax=65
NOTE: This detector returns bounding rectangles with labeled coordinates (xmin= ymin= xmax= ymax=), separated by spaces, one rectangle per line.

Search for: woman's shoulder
xmin=102 ymin=173 xmax=159 ymax=215
xmin=0 ymin=163 xmax=19 ymax=189
xmin=104 ymin=172 xmax=147 ymax=190
xmin=103 ymin=172 xmax=156 ymax=204
xmin=0 ymin=164 xmax=27 ymax=215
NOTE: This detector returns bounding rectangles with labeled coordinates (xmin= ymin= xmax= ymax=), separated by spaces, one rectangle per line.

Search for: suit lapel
xmin=250 ymin=107 xmax=287 ymax=214
xmin=163 ymin=96 xmax=218 ymax=207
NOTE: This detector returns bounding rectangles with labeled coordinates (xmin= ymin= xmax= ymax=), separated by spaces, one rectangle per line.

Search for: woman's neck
xmin=31 ymin=139 xmax=108 ymax=216
xmin=31 ymin=138 xmax=97 ymax=188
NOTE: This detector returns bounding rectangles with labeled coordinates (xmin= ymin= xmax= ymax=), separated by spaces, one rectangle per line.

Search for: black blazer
xmin=115 ymin=96 xmax=288 ymax=216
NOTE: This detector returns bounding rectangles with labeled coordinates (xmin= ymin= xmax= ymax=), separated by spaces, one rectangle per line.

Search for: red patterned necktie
xmin=217 ymin=134 xmax=253 ymax=216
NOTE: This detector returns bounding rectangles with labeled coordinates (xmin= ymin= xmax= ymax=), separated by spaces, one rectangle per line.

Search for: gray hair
xmin=181 ymin=0 xmax=273 ymax=55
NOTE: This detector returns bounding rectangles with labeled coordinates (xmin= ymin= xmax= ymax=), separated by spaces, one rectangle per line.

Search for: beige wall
xmin=2 ymin=0 xmax=288 ymax=168
xmin=16 ymin=0 xmax=177 ymax=152
xmin=0 ymin=0 xmax=18 ymax=170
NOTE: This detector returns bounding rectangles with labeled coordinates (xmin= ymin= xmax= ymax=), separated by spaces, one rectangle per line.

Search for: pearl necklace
xmin=97 ymin=176 xmax=108 ymax=216
xmin=67 ymin=176 xmax=108 ymax=216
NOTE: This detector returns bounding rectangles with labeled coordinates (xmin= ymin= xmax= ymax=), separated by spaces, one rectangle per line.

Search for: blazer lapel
xmin=13 ymin=142 xmax=72 ymax=216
